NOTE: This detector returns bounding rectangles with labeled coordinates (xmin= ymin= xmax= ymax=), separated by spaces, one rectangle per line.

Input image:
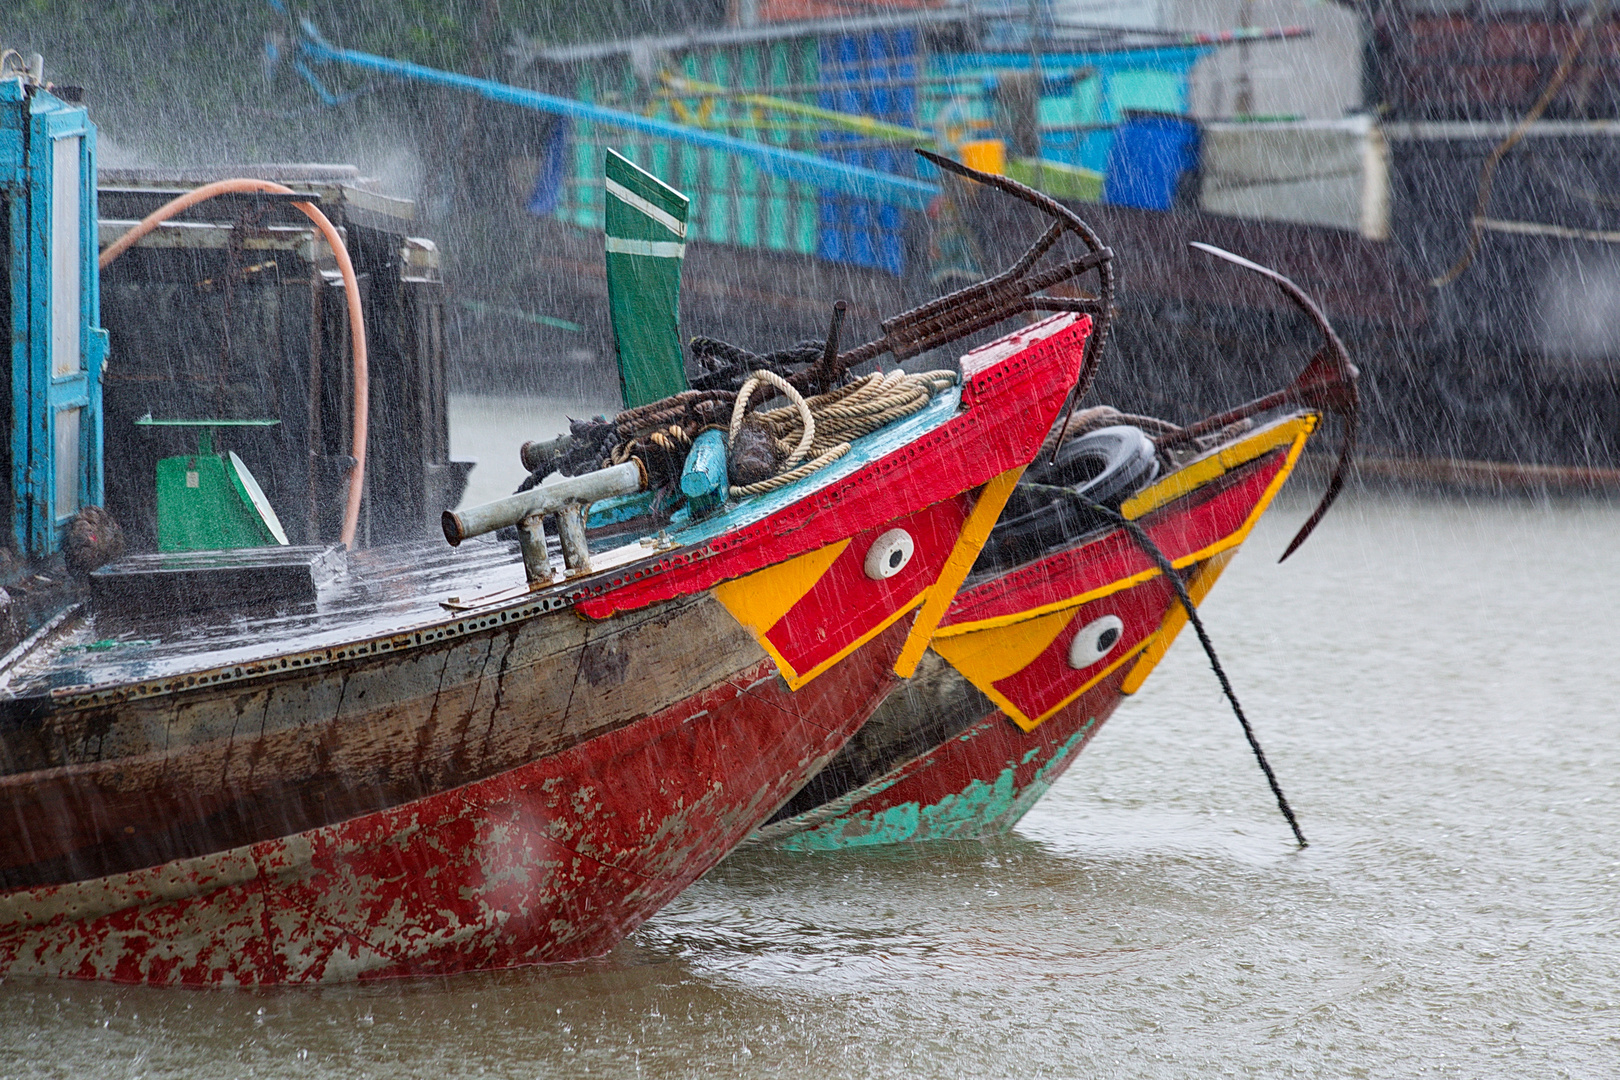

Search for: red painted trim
xmin=0 ymin=621 xmax=916 ymax=985
xmin=576 ymin=316 xmax=1091 ymax=619
xmin=765 ymin=495 xmax=970 ymax=676
xmin=942 ymin=448 xmax=1287 ymax=627
xmin=775 ymin=445 xmax=1301 ymax=839
xmin=988 ymin=578 xmax=1173 ymax=722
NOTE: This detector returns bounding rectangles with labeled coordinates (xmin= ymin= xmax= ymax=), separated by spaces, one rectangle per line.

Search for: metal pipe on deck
xmin=442 ymin=461 xmax=644 ymax=546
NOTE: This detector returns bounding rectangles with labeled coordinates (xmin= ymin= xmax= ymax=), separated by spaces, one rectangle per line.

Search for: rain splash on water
xmin=4 ymin=3 xmax=1619 ymax=1074
xmin=2 ymin=487 xmax=1616 ymax=1077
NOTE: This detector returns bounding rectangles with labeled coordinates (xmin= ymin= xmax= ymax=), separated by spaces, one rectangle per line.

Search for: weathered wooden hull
xmin=0 ymin=313 xmax=1092 ymax=983
xmin=0 ymin=583 xmax=769 ymax=891
xmin=753 ymin=415 xmax=1315 ymax=849
xmin=0 ymin=616 xmax=911 ymax=984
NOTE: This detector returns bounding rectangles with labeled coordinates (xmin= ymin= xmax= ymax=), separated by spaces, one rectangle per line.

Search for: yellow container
xmin=958 ymin=139 xmax=1006 ymax=176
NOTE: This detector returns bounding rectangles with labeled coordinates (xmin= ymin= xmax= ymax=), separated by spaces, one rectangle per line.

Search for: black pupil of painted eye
xmin=888 ymin=549 xmax=903 ymax=568
xmin=1096 ymin=627 xmax=1119 ymax=651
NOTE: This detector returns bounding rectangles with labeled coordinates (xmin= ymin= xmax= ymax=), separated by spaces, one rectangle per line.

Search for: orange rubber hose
xmin=99 ymin=179 xmax=369 ymax=549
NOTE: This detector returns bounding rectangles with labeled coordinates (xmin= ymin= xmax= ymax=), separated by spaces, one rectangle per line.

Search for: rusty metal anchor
xmin=826 ymin=149 xmax=1116 ymax=391
xmin=1156 ymin=242 xmax=1360 ymax=562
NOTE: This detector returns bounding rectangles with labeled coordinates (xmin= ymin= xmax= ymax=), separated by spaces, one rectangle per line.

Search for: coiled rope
xmin=1073 ymin=491 xmax=1308 ymax=849
xmin=730 ymin=370 xmax=818 ymax=469
xmin=727 ymin=368 xmax=956 ymax=496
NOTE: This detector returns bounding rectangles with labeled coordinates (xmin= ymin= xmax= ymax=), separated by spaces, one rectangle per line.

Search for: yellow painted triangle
xmin=931 ymin=606 xmax=1077 ymax=688
xmin=893 ymin=466 xmax=1025 ymax=678
xmin=712 ymin=539 xmax=850 ymax=637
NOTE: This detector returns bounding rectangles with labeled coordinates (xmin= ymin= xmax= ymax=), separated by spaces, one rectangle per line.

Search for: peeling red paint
xmin=760 ymin=434 xmax=1308 ymax=846
xmin=0 ymin=321 xmax=1090 ymax=984
xmin=0 ymin=621 xmax=911 ymax=984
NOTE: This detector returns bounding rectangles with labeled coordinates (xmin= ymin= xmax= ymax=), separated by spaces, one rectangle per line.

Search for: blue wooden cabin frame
xmin=1 ymin=77 xmax=105 ymax=560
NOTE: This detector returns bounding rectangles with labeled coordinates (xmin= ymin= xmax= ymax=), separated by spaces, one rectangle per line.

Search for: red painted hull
xmin=0 ymin=316 xmax=1092 ymax=983
xmin=0 ymin=620 xmax=910 ymax=984
xmin=755 ymin=417 xmax=1313 ymax=849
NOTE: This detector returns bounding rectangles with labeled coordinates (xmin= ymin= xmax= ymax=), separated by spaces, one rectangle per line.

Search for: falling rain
xmin=0 ymin=1 xmax=1616 ymax=1076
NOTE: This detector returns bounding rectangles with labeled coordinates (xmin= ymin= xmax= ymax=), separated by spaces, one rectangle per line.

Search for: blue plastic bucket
xmin=1103 ymin=114 xmax=1200 ymax=211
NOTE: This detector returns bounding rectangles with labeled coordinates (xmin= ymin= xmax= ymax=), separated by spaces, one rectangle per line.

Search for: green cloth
xmin=605 ymin=150 xmax=691 ymax=409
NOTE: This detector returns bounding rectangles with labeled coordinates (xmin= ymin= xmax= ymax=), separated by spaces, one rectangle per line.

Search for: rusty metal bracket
xmin=1157 ymin=242 xmax=1360 ymax=561
xmin=825 ymin=150 xmax=1115 ymax=400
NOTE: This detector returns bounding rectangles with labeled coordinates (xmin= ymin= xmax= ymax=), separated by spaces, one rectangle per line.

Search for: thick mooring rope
xmin=730 ymin=370 xmax=818 ymax=469
xmin=727 ymin=368 xmax=956 ymax=497
xmin=1073 ymin=492 xmax=1309 ymax=848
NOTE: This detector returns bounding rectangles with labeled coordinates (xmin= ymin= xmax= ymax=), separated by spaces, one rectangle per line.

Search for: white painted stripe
xmin=605 ymin=237 xmax=686 ymax=258
xmin=1476 ymin=216 xmax=1620 ymax=245
xmin=605 ymin=178 xmax=687 ymax=237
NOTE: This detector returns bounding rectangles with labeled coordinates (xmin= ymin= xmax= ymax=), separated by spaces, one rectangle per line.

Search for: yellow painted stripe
xmin=936 ymin=415 xmax=1318 ymax=640
xmin=933 ymin=564 xmax=1164 ymax=638
xmin=943 ymin=627 xmax=1153 ymax=732
xmin=1119 ymin=548 xmax=1237 ymax=695
xmin=930 ymin=606 xmax=1078 ymax=687
xmin=1116 ymin=414 xmax=1318 ymax=695
xmin=1001 ymin=635 xmax=1157 ymax=732
xmin=772 ymin=590 xmax=929 ymax=691
xmin=931 ymin=414 xmax=1320 ymax=730
xmin=1119 ymin=414 xmax=1317 ymax=521
xmin=715 ymin=538 xmax=912 ymax=691
xmin=713 ymin=540 xmax=849 ymax=638
xmin=893 ymin=467 xmax=1026 ymax=679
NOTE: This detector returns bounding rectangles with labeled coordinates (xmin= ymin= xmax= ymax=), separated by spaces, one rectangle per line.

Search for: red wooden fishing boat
xmin=0 ymin=149 xmax=1118 ymax=983
xmin=753 ymin=239 xmax=1359 ymax=851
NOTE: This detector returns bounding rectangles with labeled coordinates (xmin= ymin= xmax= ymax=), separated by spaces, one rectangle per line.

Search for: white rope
xmin=727 ymin=368 xmax=958 ymax=496
xmin=729 ymin=369 xmax=816 ymax=468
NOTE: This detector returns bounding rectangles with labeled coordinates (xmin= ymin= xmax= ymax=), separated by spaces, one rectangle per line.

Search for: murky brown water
xmin=4 ymin=465 xmax=1618 ymax=1076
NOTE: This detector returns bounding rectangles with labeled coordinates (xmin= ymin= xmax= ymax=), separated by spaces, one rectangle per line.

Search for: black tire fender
xmin=976 ymin=425 xmax=1162 ymax=572
xmin=1026 ymin=425 xmax=1160 ymax=507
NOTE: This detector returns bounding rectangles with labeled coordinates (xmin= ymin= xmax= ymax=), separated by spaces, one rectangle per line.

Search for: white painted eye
xmin=1068 ymin=615 xmax=1125 ymax=670
xmin=864 ymin=529 xmax=915 ymax=580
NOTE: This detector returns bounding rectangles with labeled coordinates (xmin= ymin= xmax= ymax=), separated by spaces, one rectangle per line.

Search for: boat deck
xmin=0 ymin=536 xmax=532 ymax=700
xmin=0 ymin=386 xmax=968 ymax=702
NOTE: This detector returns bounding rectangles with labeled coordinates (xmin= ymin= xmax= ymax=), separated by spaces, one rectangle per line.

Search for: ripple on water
xmin=3 ymin=493 xmax=1619 ymax=1078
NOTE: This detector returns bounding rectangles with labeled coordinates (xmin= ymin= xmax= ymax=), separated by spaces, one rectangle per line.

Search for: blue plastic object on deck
xmin=680 ymin=429 xmax=729 ymax=517
xmin=1103 ymin=113 xmax=1200 ymax=211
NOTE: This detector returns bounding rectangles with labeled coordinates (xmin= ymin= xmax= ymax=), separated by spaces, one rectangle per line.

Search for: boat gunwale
xmin=752 ymin=418 xmax=1321 ymax=845
xmin=942 ymin=411 xmax=1319 ymax=632
xmin=0 ymin=316 xmax=1083 ymax=709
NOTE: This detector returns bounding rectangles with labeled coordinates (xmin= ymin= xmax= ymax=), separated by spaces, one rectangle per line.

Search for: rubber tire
xmin=976 ymin=426 xmax=1160 ymax=572
xmin=1025 ymin=425 xmax=1160 ymax=506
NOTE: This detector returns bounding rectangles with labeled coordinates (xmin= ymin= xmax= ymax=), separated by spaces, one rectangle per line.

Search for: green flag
xmin=605 ymin=150 xmax=690 ymax=409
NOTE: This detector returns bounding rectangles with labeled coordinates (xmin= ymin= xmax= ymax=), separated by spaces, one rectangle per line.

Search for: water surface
xmin=3 ymin=492 xmax=1616 ymax=1078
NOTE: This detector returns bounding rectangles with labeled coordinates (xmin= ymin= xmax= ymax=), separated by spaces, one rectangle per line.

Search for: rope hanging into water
xmin=727 ymin=368 xmax=956 ymax=497
xmin=1074 ymin=493 xmax=1309 ymax=849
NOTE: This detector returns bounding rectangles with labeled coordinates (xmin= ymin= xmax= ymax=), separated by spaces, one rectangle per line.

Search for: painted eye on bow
xmin=1068 ymin=615 xmax=1125 ymax=670
xmin=864 ymin=529 xmax=916 ymax=580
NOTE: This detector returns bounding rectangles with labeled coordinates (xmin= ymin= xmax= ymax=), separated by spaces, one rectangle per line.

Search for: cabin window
xmin=50 ymin=135 xmax=80 ymax=379
xmin=55 ymin=406 xmax=79 ymax=518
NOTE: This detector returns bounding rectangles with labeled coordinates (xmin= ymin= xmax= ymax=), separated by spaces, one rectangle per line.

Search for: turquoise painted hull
xmin=749 ymin=652 xmax=1120 ymax=850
